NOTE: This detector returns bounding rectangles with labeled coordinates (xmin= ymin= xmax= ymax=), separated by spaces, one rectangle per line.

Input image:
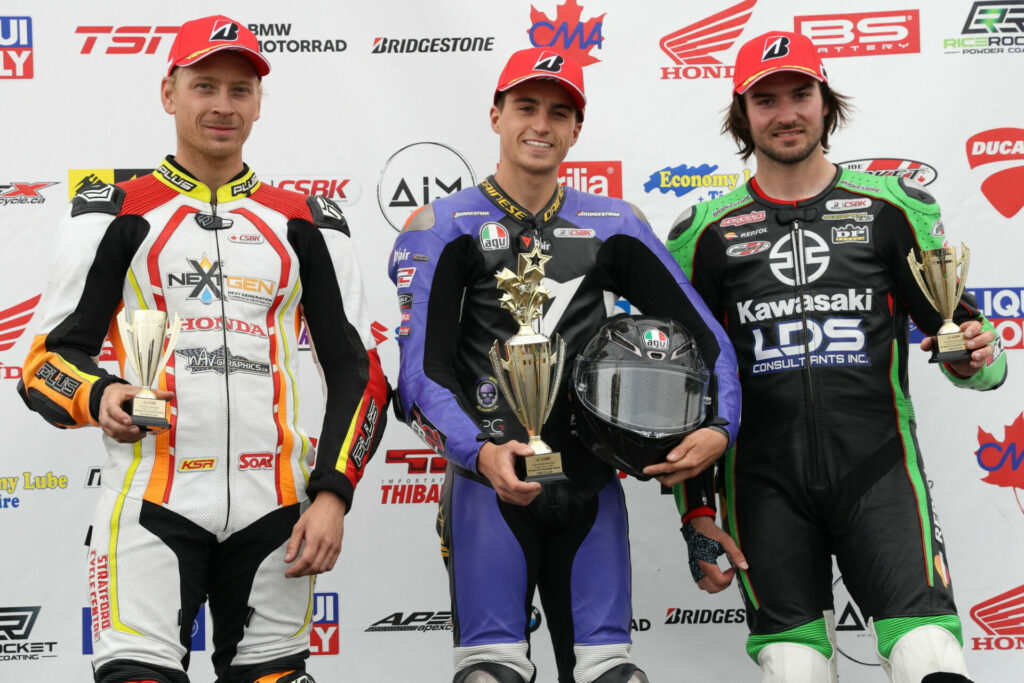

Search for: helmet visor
xmin=574 ymin=360 xmax=709 ymax=437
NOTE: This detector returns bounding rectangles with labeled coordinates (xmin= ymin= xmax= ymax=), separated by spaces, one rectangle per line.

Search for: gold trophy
xmin=907 ymin=243 xmax=971 ymax=363
xmin=116 ymin=309 xmax=182 ymax=429
xmin=488 ymin=245 xmax=568 ymax=484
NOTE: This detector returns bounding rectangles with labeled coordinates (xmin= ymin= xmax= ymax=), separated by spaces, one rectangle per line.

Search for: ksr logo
xmin=529 ymin=0 xmax=605 ymax=67
xmin=975 ymin=413 xmax=1024 ymax=513
xmin=76 ymin=25 xmax=179 ymax=55
xmin=966 ymin=128 xmax=1024 ymax=218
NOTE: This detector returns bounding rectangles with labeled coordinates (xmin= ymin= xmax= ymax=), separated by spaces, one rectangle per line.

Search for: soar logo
xmin=965 ymin=128 xmax=1024 ymax=218
xmin=644 ymin=163 xmax=751 ymax=202
xmin=975 ymin=413 xmax=1024 ymax=513
xmin=528 ymin=0 xmax=605 ymax=67
xmin=0 ymin=17 xmax=33 ymax=79
xmin=659 ymin=0 xmax=757 ymax=80
xmin=310 ymin=593 xmax=339 ymax=656
xmin=82 ymin=606 xmax=204 ymax=654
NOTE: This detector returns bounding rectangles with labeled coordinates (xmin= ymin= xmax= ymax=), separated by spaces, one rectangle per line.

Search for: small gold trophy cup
xmin=116 ymin=309 xmax=182 ymax=429
xmin=488 ymin=245 xmax=568 ymax=484
xmin=907 ymin=243 xmax=971 ymax=363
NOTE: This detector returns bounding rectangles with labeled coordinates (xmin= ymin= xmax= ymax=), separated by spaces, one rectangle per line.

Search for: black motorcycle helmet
xmin=571 ymin=314 xmax=711 ymax=480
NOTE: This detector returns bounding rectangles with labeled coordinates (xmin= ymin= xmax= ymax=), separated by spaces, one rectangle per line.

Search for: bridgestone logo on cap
xmin=211 ymin=21 xmax=240 ymax=42
xmin=534 ymin=52 xmax=564 ymax=73
xmin=762 ymin=36 xmax=790 ymax=61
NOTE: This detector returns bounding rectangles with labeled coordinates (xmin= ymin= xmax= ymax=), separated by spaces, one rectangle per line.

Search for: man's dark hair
xmin=723 ymin=82 xmax=853 ymax=160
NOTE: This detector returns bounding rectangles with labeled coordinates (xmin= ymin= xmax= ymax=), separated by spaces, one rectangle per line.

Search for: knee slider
xmin=757 ymin=643 xmax=837 ymax=683
xmin=592 ymin=663 xmax=649 ymax=683
xmin=252 ymin=672 xmax=315 ymax=683
xmin=94 ymin=659 xmax=189 ymax=683
xmin=452 ymin=662 xmax=527 ymax=683
xmin=879 ymin=623 xmax=968 ymax=683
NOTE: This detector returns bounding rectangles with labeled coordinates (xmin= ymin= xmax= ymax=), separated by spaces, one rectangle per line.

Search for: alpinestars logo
xmin=971 ymin=584 xmax=1024 ymax=650
xmin=659 ymin=0 xmax=757 ymax=80
xmin=965 ymin=128 xmax=1024 ymax=218
xmin=762 ymin=35 xmax=790 ymax=60
xmin=210 ymin=20 xmax=239 ymax=41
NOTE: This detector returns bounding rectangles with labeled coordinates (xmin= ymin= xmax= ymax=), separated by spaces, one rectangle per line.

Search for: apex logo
xmin=965 ymin=128 xmax=1024 ymax=218
xmin=528 ymin=0 xmax=605 ymax=67
xmin=971 ymin=584 xmax=1024 ymax=651
xmin=659 ymin=0 xmax=757 ymax=80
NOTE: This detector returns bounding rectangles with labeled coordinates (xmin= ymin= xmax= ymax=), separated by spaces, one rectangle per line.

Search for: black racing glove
xmin=681 ymin=520 xmax=726 ymax=582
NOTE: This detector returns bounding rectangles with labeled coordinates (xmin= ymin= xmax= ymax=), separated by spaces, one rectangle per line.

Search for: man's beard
xmin=756 ymin=126 xmax=824 ymax=165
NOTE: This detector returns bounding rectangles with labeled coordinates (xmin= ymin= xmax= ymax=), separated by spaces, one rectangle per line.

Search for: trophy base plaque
xmin=523 ymin=452 xmax=568 ymax=484
xmin=929 ymin=333 xmax=971 ymax=364
xmin=125 ymin=395 xmax=170 ymax=430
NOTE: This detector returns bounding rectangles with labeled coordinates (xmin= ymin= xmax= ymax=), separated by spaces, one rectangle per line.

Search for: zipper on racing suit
xmin=208 ymin=197 xmax=233 ymax=531
xmin=784 ymin=209 xmax=826 ymax=489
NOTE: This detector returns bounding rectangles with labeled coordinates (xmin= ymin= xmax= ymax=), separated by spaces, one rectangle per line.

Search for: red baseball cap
xmin=494 ymin=47 xmax=586 ymax=120
xmin=732 ymin=31 xmax=826 ymax=95
xmin=166 ymin=15 xmax=270 ymax=78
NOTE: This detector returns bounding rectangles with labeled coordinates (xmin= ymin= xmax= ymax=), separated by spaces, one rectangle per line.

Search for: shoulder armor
xmin=896 ymin=176 xmax=937 ymax=205
xmin=71 ymin=183 xmax=126 ymax=217
xmin=667 ymin=206 xmax=697 ymax=242
xmin=403 ymin=204 xmax=437 ymax=232
xmin=624 ymin=201 xmax=649 ymax=224
xmin=306 ymin=195 xmax=350 ymax=235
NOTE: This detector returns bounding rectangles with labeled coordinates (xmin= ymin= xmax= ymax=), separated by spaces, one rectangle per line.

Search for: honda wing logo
xmin=659 ymin=0 xmax=756 ymax=79
xmin=0 ymin=606 xmax=40 ymax=640
xmin=0 ymin=294 xmax=41 ymax=352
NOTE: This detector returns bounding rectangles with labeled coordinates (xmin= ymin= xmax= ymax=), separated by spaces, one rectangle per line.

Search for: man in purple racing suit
xmin=388 ymin=48 xmax=741 ymax=683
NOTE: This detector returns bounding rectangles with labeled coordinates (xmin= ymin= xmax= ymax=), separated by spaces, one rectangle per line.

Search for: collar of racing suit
xmin=477 ymin=174 xmax=566 ymax=229
xmin=748 ymin=163 xmax=842 ymax=208
xmin=151 ymin=155 xmax=261 ymax=205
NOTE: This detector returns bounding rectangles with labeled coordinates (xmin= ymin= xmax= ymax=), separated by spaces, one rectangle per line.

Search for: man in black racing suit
xmin=666 ymin=30 xmax=1006 ymax=683
xmin=389 ymin=47 xmax=741 ymax=683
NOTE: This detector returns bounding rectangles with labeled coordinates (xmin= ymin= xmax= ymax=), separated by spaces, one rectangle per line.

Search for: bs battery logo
xmin=0 ymin=17 xmax=33 ymax=79
xmin=965 ymin=128 xmax=1024 ymax=218
xmin=659 ymin=0 xmax=757 ymax=80
xmin=528 ymin=0 xmax=605 ymax=66
xmin=795 ymin=10 xmax=920 ymax=58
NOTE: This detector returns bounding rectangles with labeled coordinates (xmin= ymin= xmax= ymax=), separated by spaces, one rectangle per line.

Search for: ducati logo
xmin=769 ymin=231 xmax=830 ymax=286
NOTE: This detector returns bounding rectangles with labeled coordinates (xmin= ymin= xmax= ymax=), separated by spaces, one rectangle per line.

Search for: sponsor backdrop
xmin=1 ymin=1 xmax=1022 ymax=680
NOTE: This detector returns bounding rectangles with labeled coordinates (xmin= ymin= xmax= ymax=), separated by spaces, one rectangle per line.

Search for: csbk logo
xmin=965 ymin=128 xmax=1024 ymax=218
xmin=659 ymin=0 xmax=757 ymax=80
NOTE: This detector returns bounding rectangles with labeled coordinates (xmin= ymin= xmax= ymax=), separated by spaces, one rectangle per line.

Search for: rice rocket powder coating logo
xmin=643 ymin=329 xmax=668 ymax=350
xmin=377 ymin=142 xmax=475 ymax=231
xmin=965 ymin=128 xmax=1024 ymax=218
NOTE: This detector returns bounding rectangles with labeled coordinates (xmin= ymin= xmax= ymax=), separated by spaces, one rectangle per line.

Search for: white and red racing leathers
xmin=18 ymin=157 xmax=388 ymax=682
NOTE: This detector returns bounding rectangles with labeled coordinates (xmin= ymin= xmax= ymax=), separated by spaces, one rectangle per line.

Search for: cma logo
xmin=752 ymin=318 xmax=865 ymax=361
xmin=770 ymin=231 xmax=830 ymax=286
